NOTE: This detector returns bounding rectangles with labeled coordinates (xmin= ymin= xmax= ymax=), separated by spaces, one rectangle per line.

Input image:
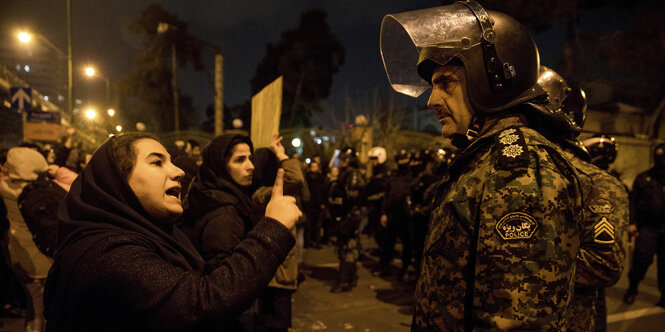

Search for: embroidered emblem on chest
xmin=499 ymin=134 xmax=519 ymax=145
xmin=502 ymin=144 xmax=524 ymax=158
xmin=588 ymin=198 xmax=615 ymax=214
xmin=594 ymin=217 xmax=615 ymax=244
xmin=495 ymin=212 xmax=538 ymax=240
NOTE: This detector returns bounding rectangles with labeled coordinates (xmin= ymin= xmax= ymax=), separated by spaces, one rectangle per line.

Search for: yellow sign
xmin=23 ymin=122 xmax=64 ymax=141
xmin=251 ymin=76 xmax=282 ymax=148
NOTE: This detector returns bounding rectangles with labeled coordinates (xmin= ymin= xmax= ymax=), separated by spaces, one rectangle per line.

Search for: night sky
xmin=1 ymin=0 xmax=625 ymax=127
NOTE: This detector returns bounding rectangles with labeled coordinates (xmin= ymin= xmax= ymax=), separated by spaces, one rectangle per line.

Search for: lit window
xmin=44 ymin=96 xmax=49 ymax=101
xmin=24 ymin=65 xmax=30 ymax=72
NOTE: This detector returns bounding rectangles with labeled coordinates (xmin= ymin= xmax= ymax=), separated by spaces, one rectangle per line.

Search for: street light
xmin=84 ymin=65 xmax=111 ymax=108
xmin=107 ymin=108 xmax=115 ymax=117
xmin=115 ymin=125 xmax=122 ymax=132
xmin=157 ymin=22 xmax=180 ymax=133
xmin=16 ymin=28 xmax=72 ymax=118
xmin=85 ymin=108 xmax=97 ymax=120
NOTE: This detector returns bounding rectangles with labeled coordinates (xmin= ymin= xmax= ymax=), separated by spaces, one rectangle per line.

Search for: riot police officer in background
xmin=583 ymin=134 xmax=618 ymax=174
xmin=376 ymin=150 xmax=414 ymax=279
xmin=533 ymin=66 xmax=629 ymax=331
xmin=381 ymin=1 xmax=584 ymax=329
xmin=365 ymin=147 xmax=389 ymax=252
xmin=407 ymin=148 xmax=451 ymax=276
xmin=329 ymin=148 xmax=366 ymax=293
xmin=623 ymin=143 xmax=665 ymax=308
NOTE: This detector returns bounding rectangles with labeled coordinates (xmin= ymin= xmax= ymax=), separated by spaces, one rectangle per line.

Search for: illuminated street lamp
xmin=16 ymin=29 xmax=72 ymax=118
xmin=84 ymin=65 xmax=111 ymax=108
xmin=107 ymin=108 xmax=115 ymax=117
xmin=291 ymin=138 xmax=302 ymax=148
xmin=115 ymin=125 xmax=122 ymax=132
xmin=85 ymin=108 xmax=97 ymax=120
xmin=17 ymin=32 xmax=32 ymax=43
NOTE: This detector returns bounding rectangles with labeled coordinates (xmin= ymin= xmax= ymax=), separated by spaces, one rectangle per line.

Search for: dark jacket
xmin=631 ymin=167 xmax=665 ymax=228
xmin=180 ymin=134 xmax=263 ymax=330
xmin=44 ymin=136 xmax=294 ymax=332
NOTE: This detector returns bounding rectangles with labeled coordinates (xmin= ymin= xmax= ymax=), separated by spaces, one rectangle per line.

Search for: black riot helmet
xmin=381 ymin=0 xmax=543 ymax=113
xmin=529 ymin=66 xmax=588 ymax=139
xmin=338 ymin=147 xmax=359 ymax=168
xmin=582 ymin=134 xmax=617 ymax=170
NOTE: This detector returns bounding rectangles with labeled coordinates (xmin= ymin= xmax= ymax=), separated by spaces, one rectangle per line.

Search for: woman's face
xmin=226 ymin=143 xmax=254 ymax=187
xmin=128 ymin=139 xmax=185 ymax=222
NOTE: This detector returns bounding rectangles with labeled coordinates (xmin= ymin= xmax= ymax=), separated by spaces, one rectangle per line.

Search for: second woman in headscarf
xmin=180 ymin=134 xmax=266 ymax=330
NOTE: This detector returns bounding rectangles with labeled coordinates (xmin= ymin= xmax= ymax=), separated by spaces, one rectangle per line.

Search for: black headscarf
xmin=251 ymin=147 xmax=279 ymax=188
xmin=183 ymin=134 xmax=255 ymax=223
xmin=45 ymin=136 xmax=205 ymax=323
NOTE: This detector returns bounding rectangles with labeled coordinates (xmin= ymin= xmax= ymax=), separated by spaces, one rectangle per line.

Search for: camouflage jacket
xmin=564 ymin=146 xmax=629 ymax=331
xmin=413 ymin=117 xmax=583 ymax=331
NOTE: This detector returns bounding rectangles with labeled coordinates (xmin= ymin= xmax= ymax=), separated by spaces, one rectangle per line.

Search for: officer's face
xmin=427 ymin=65 xmax=474 ymax=138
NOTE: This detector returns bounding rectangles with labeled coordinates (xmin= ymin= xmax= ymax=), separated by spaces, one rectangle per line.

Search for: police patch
xmin=496 ymin=212 xmax=538 ymax=240
xmin=588 ymin=198 xmax=614 ymax=214
xmin=594 ymin=217 xmax=615 ymax=244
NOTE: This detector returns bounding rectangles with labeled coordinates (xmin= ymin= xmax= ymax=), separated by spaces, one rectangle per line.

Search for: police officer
xmin=623 ymin=143 xmax=665 ymax=308
xmin=381 ymin=1 xmax=584 ymax=329
xmin=533 ymin=66 xmax=629 ymax=331
xmin=329 ymin=148 xmax=365 ymax=293
xmin=365 ymin=147 xmax=389 ymax=250
xmin=407 ymin=148 xmax=448 ymax=275
xmin=376 ymin=150 xmax=414 ymax=279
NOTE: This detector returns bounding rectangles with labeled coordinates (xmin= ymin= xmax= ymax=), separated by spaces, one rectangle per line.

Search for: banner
xmin=251 ymin=76 xmax=282 ymax=149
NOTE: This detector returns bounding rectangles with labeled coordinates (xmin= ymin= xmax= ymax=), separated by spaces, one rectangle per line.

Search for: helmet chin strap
xmin=465 ymin=115 xmax=485 ymax=141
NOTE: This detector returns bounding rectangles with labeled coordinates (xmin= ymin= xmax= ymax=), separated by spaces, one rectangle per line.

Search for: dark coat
xmin=44 ymin=136 xmax=294 ymax=332
xmin=180 ymin=134 xmax=264 ymax=330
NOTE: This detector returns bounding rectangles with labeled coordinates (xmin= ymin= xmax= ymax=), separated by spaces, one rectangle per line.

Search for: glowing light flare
xmin=291 ymin=138 xmax=302 ymax=148
xmin=17 ymin=32 xmax=32 ymax=43
xmin=85 ymin=108 xmax=97 ymax=120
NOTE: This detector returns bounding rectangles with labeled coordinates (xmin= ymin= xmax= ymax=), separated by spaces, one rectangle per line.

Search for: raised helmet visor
xmin=380 ymin=2 xmax=482 ymax=98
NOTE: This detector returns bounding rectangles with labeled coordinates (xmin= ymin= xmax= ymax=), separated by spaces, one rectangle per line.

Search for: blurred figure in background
xmin=0 ymin=147 xmax=50 ymax=332
xmin=252 ymin=134 xmax=308 ymax=332
xmin=623 ymin=143 xmax=665 ymax=309
xmin=305 ymin=161 xmax=326 ymax=249
xmin=376 ymin=150 xmax=413 ymax=279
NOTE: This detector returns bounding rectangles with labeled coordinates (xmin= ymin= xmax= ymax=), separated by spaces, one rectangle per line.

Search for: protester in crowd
xmin=43 ymin=132 xmax=301 ymax=331
xmin=0 ymin=148 xmax=27 ymax=321
xmin=251 ymin=134 xmax=308 ymax=332
xmin=304 ymin=161 xmax=326 ymax=249
xmin=0 ymin=147 xmax=50 ymax=332
xmin=173 ymin=139 xmax=201 ymax=201
xmin=180 ymin=134 xmax=263 ymax=330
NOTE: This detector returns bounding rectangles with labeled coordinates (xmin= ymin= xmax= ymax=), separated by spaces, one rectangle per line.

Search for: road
xmin=1 ymin=237 xmax=664 ymax=331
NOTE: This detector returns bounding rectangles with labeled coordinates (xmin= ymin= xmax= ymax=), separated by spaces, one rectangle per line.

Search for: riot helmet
xmin=380 ymin=0 xmax=543 ymax=113
xmin=528 ymin=66 xmax=588 ymax=139
xmin=368 ymin=146 xmax=387 ymax=165
xmin=338 ymin=147 xmax=359 ymax=168
xmin=582 ymin=134 xmax=617 ymax=170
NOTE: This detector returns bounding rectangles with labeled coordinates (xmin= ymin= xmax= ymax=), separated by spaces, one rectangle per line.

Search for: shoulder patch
xmin=496 ymin=212 xmax=538 ymax=240
xmin=594 ymin=217 xmax=615 ymax=244
xmin=588 ymin=198 xmax=615 ymax=214
xmin=495 ymin=126 xmax=529 ymax=169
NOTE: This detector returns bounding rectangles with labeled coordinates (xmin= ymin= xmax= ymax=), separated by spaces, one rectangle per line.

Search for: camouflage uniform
xmin=561 ymin=144 xmax=629 ymax=332
xmin=413 ymin=118 xmax=583 ymax=331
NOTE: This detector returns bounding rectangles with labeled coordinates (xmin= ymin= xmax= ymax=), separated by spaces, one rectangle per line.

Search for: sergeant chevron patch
xmin=594 ymin=217 xmax=615 ymax=244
